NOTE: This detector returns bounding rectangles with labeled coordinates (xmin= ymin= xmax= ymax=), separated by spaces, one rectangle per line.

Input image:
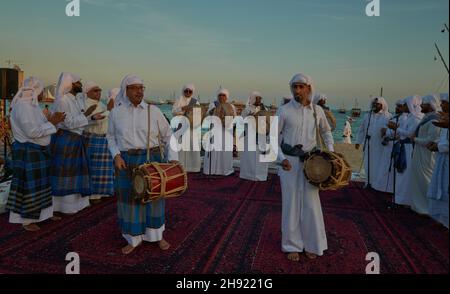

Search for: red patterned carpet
xmin=0 ymin=173 xmax=448 ymax=274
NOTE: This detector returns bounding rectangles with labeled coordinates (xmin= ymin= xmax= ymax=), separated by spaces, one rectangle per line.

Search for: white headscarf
xmin=11 ymin=77 xmax=44 ymax=107
xmin=289 ymin=73 xmax=315 ymax=102
xmin=115 ymin=74 xmax=144 ymax=106
xmin=281 ymin=96 xmax=292 ymax=106
xmin=108 ymin=88 xmax=120 ymax=103
xmin=245 ymin=91 xmax=263 ymax=113
xmin=176 ymin=83 xmax=196 ymax=105
xmin=246 ymin=91 xmax=262 ymax=107
xmin=182 ymin=83 xmax=195 ymax=95
xmin=216 ymin=87 xmax=230 ymax=101
xmin=370 ymin=96 xmax=389 ymax=115
xmin=81 ymin=81 xmax=99 ymax=103
xmin=313 ymin=93 xmax=327 ymax=105
xmin=422 ymin=94 xmax=442 ymax=112
xmin=55 ymin=72 xmax=81 ymax=103
xmin=405 ymin=95 xmax=423 ymax=119
xmin=83 ymin=81 xmax=100 ymax=94
xmin=440 ymin=93 xmax=449 ymax=102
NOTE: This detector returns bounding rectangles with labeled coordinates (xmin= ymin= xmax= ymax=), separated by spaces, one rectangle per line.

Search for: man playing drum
xmin=277 ymin=73 xmax=334 ymax=262
xmin=107 ymin=74 xmax=178 ymax=255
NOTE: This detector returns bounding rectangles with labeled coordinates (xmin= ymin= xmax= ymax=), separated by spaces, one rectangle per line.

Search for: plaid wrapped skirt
xmin=115 ymin=150 xmax=165 ymax=236
xmin=50 ymin=130 xmax=91 ymax=197
xmin=7 ymin=141 xmax=52 ymax=220
xmin=83 ymin=133 xmax=114 ymax=196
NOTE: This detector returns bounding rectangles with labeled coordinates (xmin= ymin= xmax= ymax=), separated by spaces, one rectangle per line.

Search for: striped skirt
xmin=115 ymin=150 xmax=165 ymax=236
xmin=50 ymin=130 xmax=91 ymax=197
xmin=7 ymin=141 xmax=52 ymax=220
xmin=83 ymin=132 xmax=114 ymax=196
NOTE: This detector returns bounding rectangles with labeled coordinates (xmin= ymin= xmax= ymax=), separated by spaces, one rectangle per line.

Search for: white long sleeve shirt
xmin=53 ymin=93 xmax=89 ymax=135
xmin=356 ymin=111 xmax=392 ymax=145
xmin=10 ymin=101 xmax=57 ymax=146
xmin=396 ymin=113 xmax=422 ymax=140
xmin=438 ymin=129 xmax=449 ymax=154
xmin=82 ymin=98 xmax=110 ymax=135
xmin=276 ymin=99 xmax=334 ymax=162
xmin=107 ymin=99 xmax=178 ymax=161
xmin=386 ymin=113 xmax=408 ymax=139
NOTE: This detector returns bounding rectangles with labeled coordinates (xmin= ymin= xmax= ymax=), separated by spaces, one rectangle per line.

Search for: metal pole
xmin=435 ymin=43 xmax=450 ymax=74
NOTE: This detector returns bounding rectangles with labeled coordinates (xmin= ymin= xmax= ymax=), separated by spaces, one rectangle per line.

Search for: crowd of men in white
xmin=4 ymin=71 xmax=448 ymax=260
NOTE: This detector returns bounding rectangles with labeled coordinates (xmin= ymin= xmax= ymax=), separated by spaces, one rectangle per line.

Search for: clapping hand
xmin=48 ymin=112 xmax=66 ymax=126
xmin=84 ymin=104 xmax=97 ymax=117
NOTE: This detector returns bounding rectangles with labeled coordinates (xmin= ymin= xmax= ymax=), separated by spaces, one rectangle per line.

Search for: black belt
xmin=83 ymin=132 xmax=106 ymax=138
xmin=400 ymin=138 xmax=413 ymax=144
xmin=56 ymin=129 xmax=81 ymax=138
xmin=124 ymin=147 xmax=161 ymax=155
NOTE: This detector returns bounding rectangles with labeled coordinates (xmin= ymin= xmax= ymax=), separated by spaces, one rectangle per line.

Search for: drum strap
xmin=312 ymin=105 xmax=326 ymax=151
xmin=147 ymin=104 xmax=165 ymax=162
xmin=147 ymin=105 xmax=151 ymax=163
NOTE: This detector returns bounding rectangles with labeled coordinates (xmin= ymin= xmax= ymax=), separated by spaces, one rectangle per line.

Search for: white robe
xmin=342 ymin=121 xmax=352 ymax=144
xmin=203 ymin=103 xmax=236 ymax=176
xmin=427 ymin=130 xmax=449 ymax=228
xmin=172 ymin=96 xmax=201 ymax=172
xmin=277 ymin=100 xmax=334 ymax=256
xmin=239 ymin=107 xmax=269 ymax=181
xmin=376 ymin=113 xmax=408 ymax=194
xmin=356 ymin=111 xmax=392 ymax=192
xmin=394 ymin=113 xmax=422 ymax=205
xmin=409 ymin=115 xmax=441 ymax=215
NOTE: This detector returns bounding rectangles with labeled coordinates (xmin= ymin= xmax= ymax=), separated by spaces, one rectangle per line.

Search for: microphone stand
xmin=386 ymin=115 xmax=400 ymax=210
xmin=207 ymin=103 xmax=217 ymax=180
xmin=362 ymin=108 xmax=374 ymax=190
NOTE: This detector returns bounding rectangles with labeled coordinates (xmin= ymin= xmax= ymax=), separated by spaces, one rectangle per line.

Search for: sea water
xmin=156 ymin=104 xmax=364 ymax=144
xmin=4 ymin=101 xmax=364 ymax=144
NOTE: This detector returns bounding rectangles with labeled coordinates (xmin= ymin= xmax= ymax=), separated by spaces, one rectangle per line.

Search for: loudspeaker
xmin=0 ymin=68 xmax=21 ymax=100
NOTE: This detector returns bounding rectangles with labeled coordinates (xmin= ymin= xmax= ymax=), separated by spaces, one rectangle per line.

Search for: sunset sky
xmin=1 ymin=0 xmax=448 ymax=107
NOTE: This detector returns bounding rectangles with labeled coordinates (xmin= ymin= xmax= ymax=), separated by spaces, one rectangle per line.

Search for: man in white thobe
xmin=239 ymin=91 xmax=269 ymax=181
xmin=277 ymin=73 xmax=334 ymax=261
xmin=388 ymin=95 xmax=424 ymax=206
xmin=172 ymin=84 xmax=202 ymax=172
xmin=342 ymin=117 xmax=353 ymax=144
xmin=427 ymin=94 xmax=449 ymax=228
xmin=408 ymin=95 xmax=441 ymax=215
xmin=203 ymin=88 xmax=236 ymax=176
xmin=355 ymin=97 xmax=392 ymax=192
xmin=378 ymin=99 xmax=408 ymax=194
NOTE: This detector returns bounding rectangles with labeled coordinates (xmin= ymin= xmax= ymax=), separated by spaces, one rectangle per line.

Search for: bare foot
xmin=121 ymin=244 xmax=139 ymax=255
xmin=50 ymin=216 xmax=62 ymax=221
xmin=305 ymin=252 xmax=318 ymax=259
xmin=287 ymin=252 xmax=300 ymax=262
xmin=23 ymin=224 xmax=40 ymax=232
xmin=158 ymin=239 xmax=171 ymax=251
